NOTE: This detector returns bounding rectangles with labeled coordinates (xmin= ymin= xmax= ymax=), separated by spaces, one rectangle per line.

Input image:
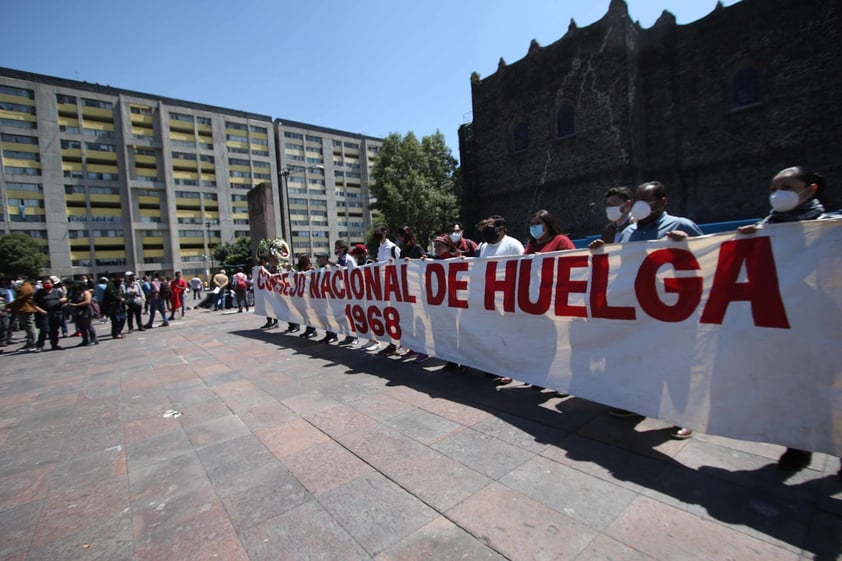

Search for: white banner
xmin=254 ymin=220 xmax=842 ymax=455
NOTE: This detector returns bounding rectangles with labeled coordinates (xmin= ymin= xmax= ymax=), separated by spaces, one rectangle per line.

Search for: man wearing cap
xmin=448 ymin=222 xmax=479 ymax=257
xmin=350 ymin=243 xmax=370 ymax=266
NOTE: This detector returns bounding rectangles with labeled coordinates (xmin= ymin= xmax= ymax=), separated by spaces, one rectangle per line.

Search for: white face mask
xmin=605 ymin=205 xmax=625 ymax=222
xmin=450 ymin=232 xmax=462 ymax=243
xmin=769 ymin=190 xmax=802 ymax=213
xmin=630 ymin=200 xmax=654 ymax=221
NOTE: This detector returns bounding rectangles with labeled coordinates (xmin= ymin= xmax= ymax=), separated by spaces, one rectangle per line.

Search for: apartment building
xmin=0 ymin=67 xmax=279 ymax=280
xmin=276 ymin=119 xmax=381 ymax=257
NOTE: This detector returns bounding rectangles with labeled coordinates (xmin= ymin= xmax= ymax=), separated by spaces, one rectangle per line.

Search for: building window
xmin=556 ymin=103 xmax=575 ymax=138
xmin=513 ymin=122 xmax=529 ymax=152
xmin=732 ymin=67 xmax=760 ymax=108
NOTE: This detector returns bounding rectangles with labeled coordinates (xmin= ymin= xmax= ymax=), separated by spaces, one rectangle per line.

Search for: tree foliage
xmin=214 ymin=237 xmax=253 ymax=270
xmin=369 ymin=131 xmax=459 ymax=247
xmin=0 ymin=232 xmax=46 ymax=279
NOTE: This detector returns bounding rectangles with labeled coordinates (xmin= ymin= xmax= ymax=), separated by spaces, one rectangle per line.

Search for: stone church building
xmin=458 ymin=0 xmax=841 ymax=241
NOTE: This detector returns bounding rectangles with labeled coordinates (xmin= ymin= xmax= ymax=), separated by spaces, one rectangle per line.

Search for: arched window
xmin=513 ymin=122 xmax=529 ymax=152
xmin=732 ymin=67 xmax=760 ymax=108
xmin=556 ymin=103 xmax=575 ymax=138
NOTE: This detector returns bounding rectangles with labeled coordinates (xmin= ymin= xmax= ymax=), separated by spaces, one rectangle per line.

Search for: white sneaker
xmin=361 ymin=340 xmax=380 ymax=351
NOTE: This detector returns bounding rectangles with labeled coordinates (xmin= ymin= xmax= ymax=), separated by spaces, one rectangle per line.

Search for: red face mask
xmin=43 ymin=282 xmax=53 ymax=290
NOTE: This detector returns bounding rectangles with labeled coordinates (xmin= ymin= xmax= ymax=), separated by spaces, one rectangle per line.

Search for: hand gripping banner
xmin=254 ymin=219 xmax=842 ymax=455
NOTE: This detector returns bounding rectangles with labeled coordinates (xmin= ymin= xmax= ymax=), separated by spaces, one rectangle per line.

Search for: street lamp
xmin=205 ymin=220 xmax=214 ymax=277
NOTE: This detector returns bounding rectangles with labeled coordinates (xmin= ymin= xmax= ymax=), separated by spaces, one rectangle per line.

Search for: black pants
xmin=126 ymin=304 xmax=143 ymax=330
xmin=36 ymin=311 xmax=61 ymax=349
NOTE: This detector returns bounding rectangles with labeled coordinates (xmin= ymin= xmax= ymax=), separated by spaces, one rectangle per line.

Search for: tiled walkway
xmin=0 ymin=308 xmax=839 ymax=560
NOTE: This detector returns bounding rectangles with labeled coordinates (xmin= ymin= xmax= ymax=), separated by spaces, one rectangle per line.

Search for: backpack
xmin=159 ymin=282 xmax=172 ymax=299
xmin=236 ymin=274 xmax=247 ymax=291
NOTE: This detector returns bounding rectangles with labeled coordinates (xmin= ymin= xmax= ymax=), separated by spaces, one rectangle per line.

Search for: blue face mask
xmin=529 ymin=224 xmax=545 ymax=239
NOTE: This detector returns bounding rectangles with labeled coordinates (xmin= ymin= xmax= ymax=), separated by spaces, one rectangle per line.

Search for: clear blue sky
xmin=2 ymin=0 xmax=739 ymax=158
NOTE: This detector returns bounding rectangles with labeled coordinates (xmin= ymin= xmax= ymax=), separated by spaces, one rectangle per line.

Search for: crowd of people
xmin=254 ymin=165 xmax=840 ymax=478
xmin=0 ymin=165 xmax=837 ymax=477
xmin=0 ymin=270 xmax=225 ymax=353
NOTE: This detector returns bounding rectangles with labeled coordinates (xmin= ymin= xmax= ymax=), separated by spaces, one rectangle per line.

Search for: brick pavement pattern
xmin=0 ymin=310 xmax=840 ymax=560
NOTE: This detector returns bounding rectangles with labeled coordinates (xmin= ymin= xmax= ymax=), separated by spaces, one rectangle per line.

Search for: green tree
xmin=214 ymin=237 xmax=253 ymax=270
xmin=0 ymin=232 xmax=46 ymax=279
xmin=369 ymin=131 xmax=459 ymax=247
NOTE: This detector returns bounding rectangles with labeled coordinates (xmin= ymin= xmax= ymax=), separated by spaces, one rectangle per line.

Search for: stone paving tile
xmin=501 ymin=455 xmax=639 ymax=530
xmin=571 ymin=534 xmax=657 ymax=561
xmin=318 ymin=472 xmax=438 ymax=556
xmin=255 ymin=418 xmax=331 ymax=459
xmin=637 ymin=462 xmax=812 ymax=554
xmin=31 ymin=475 xmax=129 ymax=549
xmin=26 ymin=513 xmax=134 ymax=561
xmin=335 ymin=423 xmax=429 ymax=470
xmin=195 ymin=433 xmax=277 ymax=484
xmin=174 ymin=397 xmax=234 ymax=428
xmin=235 ymin=400 xmax=298 ymax=430
xmin=382 ymin=407 xmax=463 ymax=444
xmin=673 ymin=437 xmax=827 ymax=501
xmin=801 ymin=510 xmax=842 ymax=560
xmin=307 ymin=403 xmax=377 ymax=438
xmin=49 ymin=445 xmax=126 ymax=488
xmin=431 ymin=426 xmax=536 ymax=480
xmin=604 ymin=495 xmax=800 ymax=561
xmin=447 ymin=482 xmax=598 ymax=561
xmin=345 ymin=392 xmax=417 ymax=422
xmin=379 ymin=446 xmax=493 ymax=512
xmin=2 ymin=309 xmax=839 ymax=561
xmin=0 ymin=498 xmax=44 ymax=560
xmin=576 ymin=414 xmax=691 ymax=461
xmin=133 ymin=498 xmax=235 ymax=561
xmin=281 ymin=440 xmax=375 ymax=496
xmin=472 ymin=412 xmax=569 ymax=453
xmin=123 ymin=412 xmax=182 ymax=445
xmin=544 ymin=433 xmax=671 ymax=493
xmin=183 ymin=413 xmax=251 ymax=449
xmin=240 ymin=499 xmax=370 ymax=561
xmin=214 ymin=461 xmax=310 ymax=531
xmin=0 ymin=463 xmax=53 ymax=511
xmin=282 ymin=390 xmax=343 ymax=416
xmin=125 ymin=428 xmax=193 ymax=472
xmin=375 ymin=515 xmax=508 ymax=561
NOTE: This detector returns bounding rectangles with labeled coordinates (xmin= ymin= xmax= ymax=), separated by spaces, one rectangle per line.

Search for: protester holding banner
xmin=292 ymin=255 xmax=316 ymax=338
xmin=448 ymin=222 xmax=479 ymax=257
xmin=523 ymin=209 xmax=575 ymax=254
xmin=738 ymin=165 xmax=842 ymax=476
xmin=372 ymin=224 xmax=401 ymax=355
xmin=397 ymin=227 xmax=429 ymax=363
xmin=592 ymin=181 xmax=703 ymax=439
xmin=478 ymin=215 xmax=525 ymax=258
xmin=597 ymin=186 xmax=634 ymax=245
xmin=333 ymin=240 xmax=360 ymax=346
xmin=478 ymin=214 xmax=525 ymax=384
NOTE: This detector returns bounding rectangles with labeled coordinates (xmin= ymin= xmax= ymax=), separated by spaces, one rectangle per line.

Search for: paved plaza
xmin=0 ymin=308 xmax=840 ymax=560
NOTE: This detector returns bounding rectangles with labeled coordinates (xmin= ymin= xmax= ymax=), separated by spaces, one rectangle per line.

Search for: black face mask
xmin=481 ymin=226 xmax=499 ymax=243
xmin=373 ymin=232 xmax=384 ymax=242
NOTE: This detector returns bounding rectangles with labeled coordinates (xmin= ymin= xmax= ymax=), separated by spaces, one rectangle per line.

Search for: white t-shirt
xmin=377 ymin=239 xmax=400 ymax=263
xmin=478 ymin=235 xmax=524 ymax=258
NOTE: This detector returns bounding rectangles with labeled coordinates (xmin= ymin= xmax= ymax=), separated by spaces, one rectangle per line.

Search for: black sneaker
xmin=377 ymin=343 xmax=398 ymax=357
